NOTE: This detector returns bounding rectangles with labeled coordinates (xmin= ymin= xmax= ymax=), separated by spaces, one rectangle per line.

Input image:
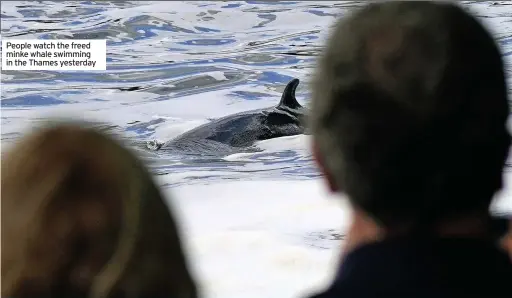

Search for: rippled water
xmin=2 ymin=1 xmax=512 ymax=186
xmin=1 ymin=1 xmax=354 ymax=186
xmin=2 ymin=2 xmax=512 ymax=298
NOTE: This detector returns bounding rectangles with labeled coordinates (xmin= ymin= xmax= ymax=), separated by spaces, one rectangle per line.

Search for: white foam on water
xmin=160 ymin=178 xmax=351 ymax=298
xmin=151 ymin=118 xmax=210 ymax=141
xmin=208 ymin=71 xmax=229 ymax=81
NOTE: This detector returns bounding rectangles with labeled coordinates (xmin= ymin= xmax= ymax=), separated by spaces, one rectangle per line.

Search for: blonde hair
xmin=1 ymin=121 xmax=198 ymax=298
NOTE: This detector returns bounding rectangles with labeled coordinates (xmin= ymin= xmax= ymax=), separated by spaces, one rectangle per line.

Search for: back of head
xmin=311 ymin=1 xmax=510 ymax=228
xmin=1 ymin=121 xmax=198 ymax=298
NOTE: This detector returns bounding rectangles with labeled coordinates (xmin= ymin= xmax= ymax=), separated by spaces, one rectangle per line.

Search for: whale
xmin=149 ymin=78 xmax=307 ymax=157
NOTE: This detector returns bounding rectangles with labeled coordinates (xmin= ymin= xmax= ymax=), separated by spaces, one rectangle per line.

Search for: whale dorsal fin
xmin=277 ymin=78 xmax=301 ymax=110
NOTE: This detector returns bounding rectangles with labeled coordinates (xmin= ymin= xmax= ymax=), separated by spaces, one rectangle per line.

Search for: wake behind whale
xmin=149 ymin=78 xmax=307 ymax=157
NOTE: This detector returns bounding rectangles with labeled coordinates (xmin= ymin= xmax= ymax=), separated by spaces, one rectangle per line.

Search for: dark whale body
xmin=152 ymin=79 xmax=307 ymax=157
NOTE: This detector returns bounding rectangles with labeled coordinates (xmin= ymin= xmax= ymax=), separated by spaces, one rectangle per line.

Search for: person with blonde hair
xmin=1 ymin=121 xmax=198 ymax=298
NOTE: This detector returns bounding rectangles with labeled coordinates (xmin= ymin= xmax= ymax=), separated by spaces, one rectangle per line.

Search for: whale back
xmin=155 ymin=78 xmax=306 ymax=155
xmin=277 ymin=78 xmax=302 ymax=110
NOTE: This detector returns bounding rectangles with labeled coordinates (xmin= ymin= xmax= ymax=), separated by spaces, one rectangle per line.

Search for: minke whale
xmin=148 ymin=78 xmax=307 ymax=156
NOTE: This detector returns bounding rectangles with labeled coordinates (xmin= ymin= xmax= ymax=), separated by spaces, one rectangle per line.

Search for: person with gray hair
xmin=307 ymin=1 xmax=512 ymax=297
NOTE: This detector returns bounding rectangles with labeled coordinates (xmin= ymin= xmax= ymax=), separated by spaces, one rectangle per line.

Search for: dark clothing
xmin=307 ymin=236 xmax=512 ymax=298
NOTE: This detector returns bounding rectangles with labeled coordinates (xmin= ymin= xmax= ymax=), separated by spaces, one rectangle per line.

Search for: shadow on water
xmin=2 ymin=1 xmax=512 ymax=184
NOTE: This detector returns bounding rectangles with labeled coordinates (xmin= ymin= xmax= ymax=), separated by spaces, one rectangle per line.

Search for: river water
xmin=2 ymin=1 xmax=512 ymax=297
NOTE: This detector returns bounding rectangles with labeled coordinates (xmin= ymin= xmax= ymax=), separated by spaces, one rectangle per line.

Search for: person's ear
xmin=312 ymin=141 xmax=339 ymax=193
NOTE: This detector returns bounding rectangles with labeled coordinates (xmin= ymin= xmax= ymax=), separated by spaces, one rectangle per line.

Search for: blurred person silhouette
xmin=1 ymin=121 xmax=198 ymax=298
xmin=307 ymin=1 xmax=512 ymax=297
